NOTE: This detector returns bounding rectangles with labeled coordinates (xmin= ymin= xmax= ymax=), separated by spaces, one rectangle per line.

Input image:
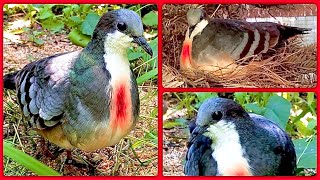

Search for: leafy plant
xmin=4 ymin=141 xmax=61 ymax=176
xmin=4 ymin=4 xmax=158 ymax=84
xmin=294 ymin=136 xmax=316 ymax=169
xmin=243 ymin=95 xmax=292 ymax=129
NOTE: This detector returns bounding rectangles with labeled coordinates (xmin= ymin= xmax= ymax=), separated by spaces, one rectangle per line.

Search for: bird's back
xmin=248 ymin=114 xmax=296 ymax=175
xmin=192 ymin=18 xmax=310 ymax=65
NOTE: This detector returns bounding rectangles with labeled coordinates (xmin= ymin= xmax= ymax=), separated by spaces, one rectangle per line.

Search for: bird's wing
xmin=192 ymin=19 xmax=308 ymax=65
xmin=249 ymin=113 xmax=297 ymax=175
xmin=184 ymin=126 xmax=217 ymax=176
xmin=14 ymin=51 xmax=81 ymax=130
xmin=192 ymin=18 xmax=259 ymax=64
xmin=192 ymin=19 xmax=309 ymax=66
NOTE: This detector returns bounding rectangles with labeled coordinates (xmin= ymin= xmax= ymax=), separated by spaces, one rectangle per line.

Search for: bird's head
xmin=186 ymin=8 xmax=206 ymax=27
xmin=196 ymin=97 xmax=251 ymax=128
xmin=92 ymin=9 xmax=153 ymax=56
xmin=186 ymin=8 xmax=209 ymax=39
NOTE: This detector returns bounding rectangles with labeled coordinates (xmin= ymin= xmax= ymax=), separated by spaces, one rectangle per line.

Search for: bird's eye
xmin=212 ymin=111 xmax=223 ymax=121
xmin=199 ymin=14 xmax=204 ymax=21
xmin=117 ymin=22 xmax=127 ymax=32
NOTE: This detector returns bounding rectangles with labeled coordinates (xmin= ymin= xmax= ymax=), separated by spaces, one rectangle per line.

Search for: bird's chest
xmin=104 ymin=53 xmax=134 ymax=134
xmin=205 ymin=122 xmax=253 ymax=176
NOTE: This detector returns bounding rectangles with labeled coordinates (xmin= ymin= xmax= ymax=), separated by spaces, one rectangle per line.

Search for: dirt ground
xmin=3 ymin=31 xmax=158 ymax=176
xmin=162 ymin=96 xmax=191 ymax=176
xmin=163 ymin=126 xmax=188 ymax=176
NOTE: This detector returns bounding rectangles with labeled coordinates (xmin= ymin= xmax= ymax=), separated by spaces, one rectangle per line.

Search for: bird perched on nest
xmin=4 ymin=9 xmax=152 ymax=153
xmin=184 ymin=97 xmax=296 ymax=176
xmin=180 ymin=8 xmax=311 ymax=77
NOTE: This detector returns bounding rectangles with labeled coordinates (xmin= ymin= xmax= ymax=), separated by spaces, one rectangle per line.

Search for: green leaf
xmin=142 ymin=11 xmax=158 ymax=26
xmin=81 ymin=13 xmax=100 ymax=36
xmin=234 ymin=92 xmax=248 ymax=105
xmin=195 ymin=93 xmax=218 ymax=104
xmin=145 ymin=130 xmax=157 ymax=140
xmin=307 ymin=118 xmax=317 ymax=130
xmin=264 ymin=108 xmax=283 ymax=128
xmin=4 ymin=142 xmax=61 ymax=176
xmin=32 ymin=30 xmax=43 ymax=36
xmin=307 ymin=92 xmax=315 ymax=106
xmin=41 ymin=19 xmax=64 ymax=33
xmin=245 ymin=103 xmax=265 ymax=114
xmin=65 ymin=16 xmax=82 ymax=28
xmin=70 ymin=16 xmax=82 ymax=24
xmin=81 ymin=4 xmax=94 ymax=13
xmin=33 ymin=37 xmax=44 ymax=45
xmin=37 ymin=5 xmax=55 ymax=20
xmin=296 ymin=121 xmax=313 ymax=136
xmin=148 ymin=37 xmax=158 ymax=66
xmin=128 ymin=52 xmax=144 ymax=61
xmin=68 ymin=29 xmax=91 ymax=47
xmin=194 ymin=93 xmax=218 ymax=109
xmin=38 ymin=10 xmax=54 ymax=20
xmin=264 ymin=95 xmax=292 ymax=129
xmin=136 ymin=68 xmax=157 ymax=85
xmin=293 ymin=136 xmax=316 ymax=168
xmin=132 ymin=139 xmax=145 ymax=148
xmin=62 ymin=6 xmax=71 ymax=16
xmin=163 ymin=118 xmax=188 ymax=129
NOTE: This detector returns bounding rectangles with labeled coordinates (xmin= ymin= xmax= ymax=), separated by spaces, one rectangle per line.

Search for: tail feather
xmin=4 ymin=71 xmax=18 ymax=90
xmin=279 ymin=25 xmax=311 ymax=40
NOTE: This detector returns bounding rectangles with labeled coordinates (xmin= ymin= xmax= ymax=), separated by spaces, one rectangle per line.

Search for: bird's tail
xmin=279 ymin=25 xmax=311 ymax=40
xmin=4 ymin=71 xmax=18 ymax=90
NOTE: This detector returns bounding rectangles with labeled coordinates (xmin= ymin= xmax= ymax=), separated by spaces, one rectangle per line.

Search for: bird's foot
xmin=63 ymin=151 xmax=96 ymax=175
xmin=37 ymin=137 xmax=63 ymax=160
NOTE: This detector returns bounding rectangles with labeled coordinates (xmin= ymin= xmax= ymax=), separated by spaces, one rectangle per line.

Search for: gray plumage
xmin=187 ymin=9 xmax=311 ymax=65
xmin=184 ymin=97 xmax=296 ymax=176
xmin=4 ymin=9 xmax=152 ymax=151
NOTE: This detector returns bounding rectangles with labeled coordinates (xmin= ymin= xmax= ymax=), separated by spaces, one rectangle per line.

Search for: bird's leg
xmin=66 ymin=150 xmax=72 ymax=164
xmin=39 ymin=137 xmax=55 ymax=159
xmin=63 ymin=150 xmax=96 ymax=175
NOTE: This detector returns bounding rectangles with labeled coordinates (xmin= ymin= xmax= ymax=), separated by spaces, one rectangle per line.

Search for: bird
xmin=184 ymin=97 xmax=296 ymax=176
xmin=180 ymin=8 xmax=311 ymax=77
xmin=3 ymin=9 xmax=153 ymax=153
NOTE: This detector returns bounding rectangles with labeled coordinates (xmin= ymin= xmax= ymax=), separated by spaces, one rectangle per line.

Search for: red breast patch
xmin=223 ymin=165 xmax=252 ymax=176
xmin=180 ymin=39 xmax=192 ymax=69
xmin=110 ymin=83 xmax=132 ymax=130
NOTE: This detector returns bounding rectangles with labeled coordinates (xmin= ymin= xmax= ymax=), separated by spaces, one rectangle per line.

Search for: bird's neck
xmin=81 ymin=39 xmax=106 ymax=64
xmin=102 ymin=32 xmax=134 ymax=136
xmin=104 ymin=31 xmax=133 ymax=56
xmin=189 ymin=19 xmax=208 ymax=39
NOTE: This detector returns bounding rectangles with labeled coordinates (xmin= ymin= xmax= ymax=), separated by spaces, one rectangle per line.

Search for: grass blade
xmin=4 ymin=142 xmax=61 ymax=176
xmin=137 ymin=68 xmax=158 ymax=85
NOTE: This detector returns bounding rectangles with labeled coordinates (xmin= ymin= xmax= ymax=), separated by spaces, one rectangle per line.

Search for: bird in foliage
xmin=184 ymin=97 xmax=296 ymax=176
xmin=180 ymin=8 xmax=311 ymax=76
xmin=4 ymin=9 xmax=153 ymax=154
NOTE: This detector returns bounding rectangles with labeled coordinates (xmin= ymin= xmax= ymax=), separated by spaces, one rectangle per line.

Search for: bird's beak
xmin=188 ymin=125 xmax=208 ymax=144
xmin=133 ymin=36 xmax=153 ymax=57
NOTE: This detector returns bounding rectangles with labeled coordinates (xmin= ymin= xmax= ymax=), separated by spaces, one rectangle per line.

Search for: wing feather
xmin=14 ymin=51 xmax=80 ymax=129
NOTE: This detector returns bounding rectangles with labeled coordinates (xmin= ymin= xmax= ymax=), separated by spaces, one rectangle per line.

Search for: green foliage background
xmin=4 ymin=4 xmax=158 ymax=176
xmin=4 ymin=4 xmax=158 ymax=85
xmin=164 ymin=92 xmax=316 ymax=175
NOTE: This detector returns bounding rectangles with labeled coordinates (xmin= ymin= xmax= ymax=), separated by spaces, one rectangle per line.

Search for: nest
xmin=162 ymin=4 xmax=317 ymax=88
